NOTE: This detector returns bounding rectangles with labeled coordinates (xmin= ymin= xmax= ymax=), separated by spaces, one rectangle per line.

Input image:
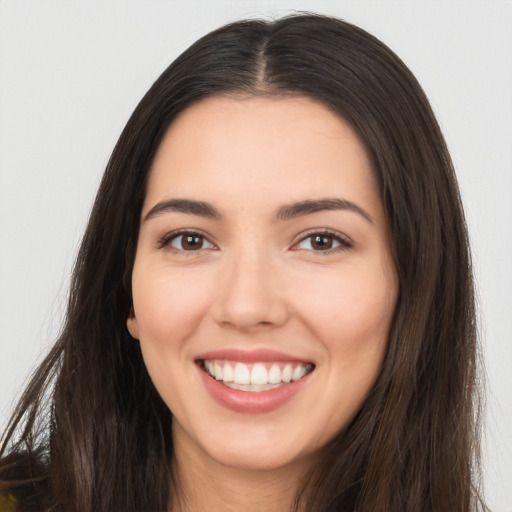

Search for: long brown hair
xmin=0 ymin=14 xmax=487 ymax=511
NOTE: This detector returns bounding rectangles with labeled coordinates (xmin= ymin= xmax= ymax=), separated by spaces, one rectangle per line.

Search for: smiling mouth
xmin=199 ymin=360 xmax=315 ymax=392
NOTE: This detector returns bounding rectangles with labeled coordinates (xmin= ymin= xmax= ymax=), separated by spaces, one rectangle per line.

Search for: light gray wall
xmin=1 ymin=1 xmax=510 ymax=509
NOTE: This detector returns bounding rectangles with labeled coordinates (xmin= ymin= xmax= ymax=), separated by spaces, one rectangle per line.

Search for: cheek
xmin=131 ymin=265 xmax=215 ymax=342
xmin=294 ymin=262 xmax=397 ymax=358
xmin=129 ymin=287 xmax=213 ymax=421
xmin=130 ymin=266 xmax=217 ymax=414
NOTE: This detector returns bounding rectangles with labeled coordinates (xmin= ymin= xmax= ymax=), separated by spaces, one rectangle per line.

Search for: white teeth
xmin=268 ymin=364 xmax=282 ymax=384
xmin=234 ymin=362 xmax=251 ymax=385
xmin=292 ymin=365 xmax=307 ymax=381
xmin=214 ymin=361 xmax=223 ymax=381
xmin=224 ymin=382 xmax=283 ymax=392
xmin=251 ymin=364 xmax=268 ymax=385
xmin=282 ymin=364 xmax=293 ymax=383
xmin=204 ymin=360 xmax=312 ymax=388
xmin=222 ymin=362 xmax=234 ymax=382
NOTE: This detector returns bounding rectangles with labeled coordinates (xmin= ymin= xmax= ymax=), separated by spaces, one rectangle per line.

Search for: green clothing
xmin=0 ymin=489 xmax=17 ymax=512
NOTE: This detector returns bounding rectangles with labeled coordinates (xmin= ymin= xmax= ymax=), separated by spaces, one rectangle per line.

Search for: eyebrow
xmin=144 ymin=199 xmax=221 ymax=221
xmin=143 ymin=197 xmax=373 ymax=224
xmin=275 ymin=198 xmax=374 ymax=224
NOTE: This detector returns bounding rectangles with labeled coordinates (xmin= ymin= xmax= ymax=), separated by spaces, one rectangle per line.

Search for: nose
xmin=211 ymin=247 xmax=290 ymax=332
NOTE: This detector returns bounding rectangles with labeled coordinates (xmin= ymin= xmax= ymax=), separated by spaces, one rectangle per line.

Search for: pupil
xmin=312 ymin=235 xmax=332 ymax=250
xmin=183 ymin=235 xmax=202 ymax=250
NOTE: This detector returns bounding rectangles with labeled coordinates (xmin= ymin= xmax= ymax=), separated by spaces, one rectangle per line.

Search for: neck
xmin=170 ymin=427 xmax=311 ymax=512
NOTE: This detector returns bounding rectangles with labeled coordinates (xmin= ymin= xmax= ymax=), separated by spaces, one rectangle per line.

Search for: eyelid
xmin=156 ymin=227 xmax=351 ymax=254
xmin=291 ymin=228 xmax=352 ymax=252
xmin=156 ymin=229 xmax=217 ymax=251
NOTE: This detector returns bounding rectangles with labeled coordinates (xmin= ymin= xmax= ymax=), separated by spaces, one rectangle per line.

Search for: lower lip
xmin=198 ymin=366 xmax=312 ymax=414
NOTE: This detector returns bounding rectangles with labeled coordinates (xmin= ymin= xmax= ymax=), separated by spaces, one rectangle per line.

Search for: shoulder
xmin=0 ymin=489 xmax=17 ymax=512
xmin=0 ymin=451 xmax=49 ymax=512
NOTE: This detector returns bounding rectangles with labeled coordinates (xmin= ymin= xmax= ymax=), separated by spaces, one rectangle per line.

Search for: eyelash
xmin=156 ymin=230 xmax=215 ymax=253
xmin=293 ymin=229 xmax=352 ymax=254
xmin=156 ymin=229 xmax=352 ymax=254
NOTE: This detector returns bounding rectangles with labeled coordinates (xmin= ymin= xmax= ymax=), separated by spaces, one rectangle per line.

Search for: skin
xmin=127 ymin=95 xmax=398 ymax=511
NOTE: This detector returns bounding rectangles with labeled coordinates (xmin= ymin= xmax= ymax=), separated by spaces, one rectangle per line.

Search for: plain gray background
xmin=1 ymin=1 xmax=511 ymax=509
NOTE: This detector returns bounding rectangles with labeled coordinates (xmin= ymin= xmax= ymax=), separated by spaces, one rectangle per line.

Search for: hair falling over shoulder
xmin=0 ymin=13 xmax=488 ymax=512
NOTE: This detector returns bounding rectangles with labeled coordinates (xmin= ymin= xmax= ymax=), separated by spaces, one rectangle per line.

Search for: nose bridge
xmin=212 ymin=238 xmax=288 ymax=330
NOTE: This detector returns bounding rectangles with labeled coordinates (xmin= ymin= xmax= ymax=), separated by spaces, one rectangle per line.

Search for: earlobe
xmin=126 ymin=314 xmax=140 ymax=340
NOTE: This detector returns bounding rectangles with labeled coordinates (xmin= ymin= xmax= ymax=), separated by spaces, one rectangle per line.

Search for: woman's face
xmin=128 ymin=96 xmax=398 ymax=473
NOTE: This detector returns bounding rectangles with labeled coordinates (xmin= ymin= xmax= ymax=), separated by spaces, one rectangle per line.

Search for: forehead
xmin=144 ymin=95 xmax=379 ymax=217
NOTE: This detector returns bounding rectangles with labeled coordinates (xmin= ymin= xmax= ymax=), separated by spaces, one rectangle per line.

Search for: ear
xmin=126 ymin=310 xmax=140 ymax=340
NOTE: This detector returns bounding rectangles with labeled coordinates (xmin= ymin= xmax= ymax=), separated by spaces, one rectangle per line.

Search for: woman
xmin=0 ymin=13 xmax=487 ymax=512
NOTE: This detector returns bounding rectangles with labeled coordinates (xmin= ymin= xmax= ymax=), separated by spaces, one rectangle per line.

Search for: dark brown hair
xmin=0 ymin=13 xmax=487 ymax=512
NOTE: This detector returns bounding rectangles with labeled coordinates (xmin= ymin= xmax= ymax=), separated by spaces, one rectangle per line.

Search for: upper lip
xmin=195 ymin=348 xmax=313 ymax=364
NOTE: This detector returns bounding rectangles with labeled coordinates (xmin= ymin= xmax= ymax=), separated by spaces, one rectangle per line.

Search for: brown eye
xmin=295 ymin=231 xmax=351 ymax=252
xmin=182 ymin=234 xmax=203 ymax=250
xmin=311 ymin=235 xmax=334 ymax=250
xmin=169 ymin=233 xmax=214 ymax=251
